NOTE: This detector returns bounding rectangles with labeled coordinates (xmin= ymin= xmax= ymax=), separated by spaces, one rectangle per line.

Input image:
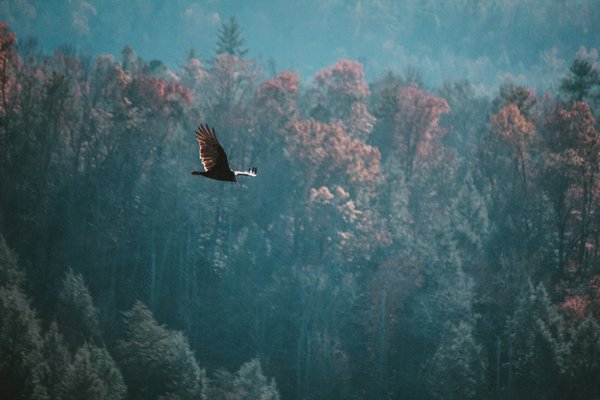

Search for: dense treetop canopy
xmin=2 ymin=11 xmax=600 ymax=400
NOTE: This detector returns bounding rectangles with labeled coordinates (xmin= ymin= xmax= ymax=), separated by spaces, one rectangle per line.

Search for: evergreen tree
xmin=205 ymin=369 xmax=236 ymax=400
xmin=508 ymin=283 xmax=568 ymax=400
xmin=568 ymin=317 xmax=600 ymax=400
xmin=117 ymin=301 xmax=206 ymax=400
xmin=233 ymin=359 xmax=280 ymax=400
xmin=0 ymin=234 xmax=25 ymax=288
xmin=214 ymin=16 xmax=249 ymax=57
xmin=559 ymin=58 xmax=600 ymax=102
xmin=437 ymin=78 xmax=489 ymax=160
xmin=451 ymin=171 xmax=489 ymax=256
xmin=0 ymin=237 xmax=48 ymax=400
xmin=0 ymin=286 xmax=49 ymax=400
xmin=403 ymin=65 xmax=425 ymax=88
xmin=41 ymin=322 xmax=71 ymax=400
xmin=492 ymin=83 xmax=537 ymax=120
xmin=426 ymin=321 xmax=487 ymax=400
xmin=206 ymin=359 xmax=280 ymax=400
xmin=149 ymin=59 xmax=168 ymax=80
xmin=120 ymin=45 xmax=140 ymax=72
xmin=61 ymin=342 xmax=126 ymax=400
xmin=57 ymin=269 xmax=101 ymax=349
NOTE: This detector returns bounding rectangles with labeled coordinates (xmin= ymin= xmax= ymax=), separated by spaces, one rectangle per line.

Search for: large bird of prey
xmin=191 ymin=124 xmax=257 ymax=183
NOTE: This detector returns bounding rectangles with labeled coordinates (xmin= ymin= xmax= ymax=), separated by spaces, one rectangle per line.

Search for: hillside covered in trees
xmin=1 ymin=5 xmax=600 ymax=399
xmin=4 ymin=0 xmax=600 ymax=91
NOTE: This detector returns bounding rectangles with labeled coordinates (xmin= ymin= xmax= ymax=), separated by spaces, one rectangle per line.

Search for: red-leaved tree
xmin=542 ymin=101 xmax=600 ymax=274
xmin=491 ymin=103 xmax=535 ymax=189
xmin=313 ymin=59 xmax=370 ymax=121
xmin=286 ymin=119 xmax=390 ymax=265
xmin=392 ymin=84 xmax=450 ymax=180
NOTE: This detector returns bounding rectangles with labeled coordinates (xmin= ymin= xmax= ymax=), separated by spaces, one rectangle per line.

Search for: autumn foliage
xmin=0 ymin=22 xmax=17 ymax=114
xmin=491 ymin=103 xmax=534 ymax=186
xmin=390 ymin=84 xmax=450 ymax=178
xmin=313 ymin=59 xmax=371 ymax=120
xmin=4 ymin=19 xmax=600 ymax=400
xmin=287 ymin=119 xmax=381 ymax=193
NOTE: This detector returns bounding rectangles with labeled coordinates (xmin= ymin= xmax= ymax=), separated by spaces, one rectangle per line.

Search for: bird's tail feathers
xmin=234 ymin=167 xmax=257 ymax=177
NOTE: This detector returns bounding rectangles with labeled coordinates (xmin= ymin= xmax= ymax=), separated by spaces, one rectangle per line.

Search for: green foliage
xmin=149 ymin=59 xmax=168 ymax=80
xmin=207 ymin=359 xmax=280 ymax=400
xmin=0 ymin=287 xmax=48 ymax=400
xmin=559 ymin=58 xmax=600 ymax=102
xmin=437 ymin=78 xmax=489 ymax=162
xmin=117 ymin=301 xmax=206 ymax=400
xmin=233 ymin=359 xmax=280 ymax=400
xmin=41 ymin=322 xmax=71 ymax=400
xmin=5 ymin=16 xmax=600 ymax=400
xmin=0 ymin=233 xmax=25 ymax=288
xmin=57 ymin=269 xmax=101 ymax=347
xmin=568 ymin=317 xmax=600 ymax=400
xmin=61 ymin=342 xmax=126 ymax=400
xmin=493 ymin=83 xmax=538 ymax=120
xmin=508 ymin=283 xmax=568 ymax=400
xmin=214 ymin=16 xmax=249 ymax=58
xmin=120 ymin=45 xmax=141 ymax=72
xmin=451 ymin=171 xmax=489 ymax=254
xmin=379 ymin=159 xmax=412 ymax=245
xmin=403 ymin=65 xmax=425 ymax=89
xmin=426 ymin=321 xmax=487 ymax=400
xmin=0 ymin=238 xmax=48 ymax=400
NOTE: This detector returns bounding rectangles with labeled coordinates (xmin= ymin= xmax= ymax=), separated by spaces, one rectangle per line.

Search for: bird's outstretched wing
xmin=234 ymin=167 xmax=257 ymax=177
xmin=194 ymin=124 xmax=230 ymax=172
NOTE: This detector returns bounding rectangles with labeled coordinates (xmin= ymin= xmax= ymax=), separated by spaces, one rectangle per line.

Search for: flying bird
xmin=191 ymin=124 xmax=257 ymax=183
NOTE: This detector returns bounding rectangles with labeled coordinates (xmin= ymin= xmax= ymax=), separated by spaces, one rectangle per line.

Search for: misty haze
xmin=1 ymin=1 xmax=600 ymax=399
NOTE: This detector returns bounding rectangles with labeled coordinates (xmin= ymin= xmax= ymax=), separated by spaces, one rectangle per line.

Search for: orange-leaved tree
xmin=390 ymin=84 xmax=450 ymax=181
xmin=491 ymin=103 xmax=535 ymax=189
xmin=313 ymin=59 xmax=370 ymax=122
xmin=542 ymin=101 xmax=600 ymax=274
xmin=286 ymin=119 xmax=390 ymax=265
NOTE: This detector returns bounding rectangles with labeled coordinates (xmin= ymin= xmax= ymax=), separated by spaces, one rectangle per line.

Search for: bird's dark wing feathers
xmin=234 ymin=167 xmax=257 ymax=177
xmin=194 ymin=124 xmax=230 ymax=172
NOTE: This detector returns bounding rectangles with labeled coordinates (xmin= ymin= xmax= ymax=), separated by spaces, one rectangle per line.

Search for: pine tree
xmin=116 ymin=301 xmax=206 ymax=400
xmin=508 ymin=283 xmax=568 ymax=400
xmin=233 ymin=359 xmax=280 ymax=400
xmin=205 ymin=369 xmax=236 ymax=400
xmin=120 ymin=45 xmax=140 ymax=72
xmin=61 ymin=343 xmax=126 ymax=400
xmin=451 ymin=171 xmax=489 ymax=255
xmin=426 ymin=321 xmax=487 ymax=400
xmin=0 ymin=234 xmax=25 ymax=288
xmin=41 ymin=322 xmax=71 ymax=400
xmin=403 ymin=65 xmax=425 ymax=88
xmin=214 ymin=16 xmax=249 ymax=57
xmin=559 ymin=58 xmax=600 ymax=102
xmin=493 ymin=83 xmax=537 ymax=120
xmin=568 ymin=317 xmax=600 ymax=400
xmin=206 ymin=359 xmax=279 ymax=400
xmin=437 ymin=78 xmax=489 ymax=162
xmin=149 ymin=59 xmax=167 ymax=79
xmin=0 ymin=286 xmax=49 ymax=400
xmin=57 ymin=269 xmax=101 ymax=350
xmin=0 ymin=236 xmax=48 ymax=400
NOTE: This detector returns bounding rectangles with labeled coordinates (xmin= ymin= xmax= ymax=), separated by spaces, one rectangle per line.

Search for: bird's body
xmin=191 ymin=124 xmax=257 ymax=183
xmin=190 ymin=169 xmax=236 ymax=182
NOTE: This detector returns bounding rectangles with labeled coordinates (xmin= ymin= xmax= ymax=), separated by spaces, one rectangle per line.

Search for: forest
xmin=1 ymin=2 xmax=600 ymax=399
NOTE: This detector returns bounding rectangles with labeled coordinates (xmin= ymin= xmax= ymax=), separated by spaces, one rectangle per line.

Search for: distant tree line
xmin=4 ymin=0 xmax=600 ymax=90
xmin=1 ymin=17 xmax=600 ymax=400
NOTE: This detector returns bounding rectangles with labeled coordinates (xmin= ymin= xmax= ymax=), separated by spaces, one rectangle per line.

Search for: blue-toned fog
xmin=2 ymin=1 xmax=600 ymax=400
xmin=5 ymin=0 xmax=599 ymax=91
